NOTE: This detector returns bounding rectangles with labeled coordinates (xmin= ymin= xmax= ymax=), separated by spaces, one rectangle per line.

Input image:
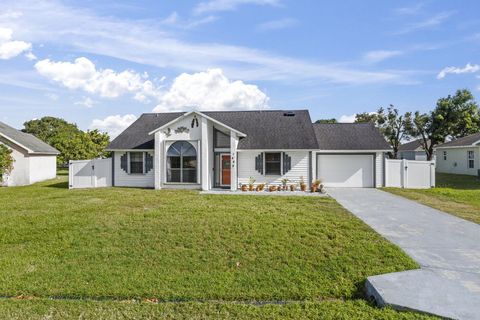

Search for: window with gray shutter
xmin=120 ymin=153 xmax=128 ymax=173
xmin=255 ymin=153 xmax=263 ymax=174
xmin=283 ymin=153 xmax=292 ymax=174
xmin=145 ymin=153 xmax=154 ymax=173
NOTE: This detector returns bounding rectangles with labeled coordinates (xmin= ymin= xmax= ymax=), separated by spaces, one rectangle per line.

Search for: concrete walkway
xmin=328 ymin=188 xmax=480 ymax=320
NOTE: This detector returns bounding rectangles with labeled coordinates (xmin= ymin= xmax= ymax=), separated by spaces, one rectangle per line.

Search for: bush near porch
xmin=0 ymin=174 xmax=436 ymax=319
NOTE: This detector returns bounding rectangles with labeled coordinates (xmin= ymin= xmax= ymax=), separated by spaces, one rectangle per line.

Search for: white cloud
xmin=44 ymin=92 xmax=59 ymax=101
xmin=437 ymin=63 xmax=480 ymax=79
xmin=338 ymin=114 xmax=356 ymax=123
xmin=394 ymin=3 xmax=425 ymax=15
xmin=194 ymin=0 xmax=281 ymax=15
xmin=257 ymin=18 xmax=296 ymax=31
xmin=153 ymin=68 xmax=269 ymax=112
xmin=0 ymin=0 xmax=411 ymax=85
xmin=89 ymin=114 xmax=137 ymax=138
xmin=395 ymin=12 xmax=453 ymax=35
xmin=161 ymin=11 xmax=217 ymax=29
xmin=0 ymin=27 xmax=32 ymax=59
xmin=34 ymin=57 xmax=162 ymax=101
xmin=363 ymin=50 xmax=403 ymax=63
xmin=75 ymin=97 xmax=95 ymax=108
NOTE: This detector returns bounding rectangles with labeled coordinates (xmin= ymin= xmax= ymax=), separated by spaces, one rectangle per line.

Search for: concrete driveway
xmin=328 ymin=188 xmax=480 ymax=320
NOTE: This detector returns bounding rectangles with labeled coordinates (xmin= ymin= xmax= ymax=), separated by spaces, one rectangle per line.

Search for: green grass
xmin=0 ymin=299 xmax=436 ymax=320
xmin=384 ymin=173 xmax=480 ymax=224
xmin=0 ymin=175 xmax=430 ymax=318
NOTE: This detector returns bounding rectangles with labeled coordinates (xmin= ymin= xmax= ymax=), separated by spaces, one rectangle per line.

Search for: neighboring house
xmin=436 ymin=133 xmax=480 ymax=176
xmin=0 ymin=121 xmax=59 ymax=186
xmin=107 ymin=110 xmax=391 ymax=189
xmin=397 ymin=139 xmax=431 ymax=161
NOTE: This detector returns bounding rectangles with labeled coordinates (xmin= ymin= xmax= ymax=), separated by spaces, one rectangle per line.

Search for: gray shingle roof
xmin=437 ymin=133 xmax=480 ymax=148
xmin=108 ymin=110 xmax=319 ymax=150
xmin=108 ymin=111 xmax=393 ymax=151
xmin=204 ymin=110 xmax=318 ymax=149
xmin=108 ymin=112 xmax=185 ymax=150
xmin=313 ymin=122 xmax=391 ymax=150
xmin=398 ymin=139 xmax=430 ymax=151
xmin=0 ymin=121 xmax=59 ymax=154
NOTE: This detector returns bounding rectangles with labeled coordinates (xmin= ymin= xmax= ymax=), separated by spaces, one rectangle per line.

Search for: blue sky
xmin=1 ymin=0 xmax=480 ymax=137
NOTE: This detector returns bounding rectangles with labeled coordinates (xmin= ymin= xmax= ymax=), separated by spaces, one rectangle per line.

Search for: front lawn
xmin=0 ymin=175 xmax=429 ymax=318
xmin=384 ymin=173 xmax=480 ymax=224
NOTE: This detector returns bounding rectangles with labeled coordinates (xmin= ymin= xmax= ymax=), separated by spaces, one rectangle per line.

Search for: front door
xmin=221 ymin=154 xmax=231 ymax=186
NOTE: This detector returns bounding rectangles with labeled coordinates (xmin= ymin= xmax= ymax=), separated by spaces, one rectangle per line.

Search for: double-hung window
xmin=443 ymin=151 xmax=447 ymax=161
xmin=129 ymin=152 xmax=144 ymax=174
xmin=265 ymin=152 xmax=281 ymax=175
xmin=468 ymin=151 xmax=475 ymax=169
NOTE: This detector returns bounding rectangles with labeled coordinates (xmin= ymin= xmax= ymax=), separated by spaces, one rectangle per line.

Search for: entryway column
xmin=201 ymin=117 xmax=209 ymax=191
xmin=230 ymin=132 xmax=238 ymax=191
xmin=154 ymin=131 xmax=162 ymax=190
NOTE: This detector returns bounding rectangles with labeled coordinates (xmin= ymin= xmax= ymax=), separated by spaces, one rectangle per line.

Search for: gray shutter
xmin=145 ymin=153 xmax=154 ymax=173
xmin=283 ymin=153 xmax=292 ymax=174
xmin=255 ymin=153 xmax=263 ymax=174
xmin=120 ymin=153 xmax=128 ymax=173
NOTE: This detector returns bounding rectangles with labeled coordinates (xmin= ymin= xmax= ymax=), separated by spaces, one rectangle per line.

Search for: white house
xmin=397 ymin=139 xmax=432 ymax=161
xmin=0 ymin=121 xmax=59 ymax=186
xmin=106 ymin=110 xmax=391 ymax=190
xmin=436 ymin=133 xmax=480 ymax=176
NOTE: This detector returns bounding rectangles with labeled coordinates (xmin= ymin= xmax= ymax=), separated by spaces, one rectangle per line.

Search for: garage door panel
xmin=317 ymin=154 xmax=374 ymax=188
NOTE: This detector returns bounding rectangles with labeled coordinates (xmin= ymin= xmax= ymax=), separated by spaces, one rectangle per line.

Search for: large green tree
xmin=0 ymin=144 xmax=14 ymax=183
xmin=407 ymin=89 xmax=480 ymax=160
xmin=355 ymin=106 xmax=412 ymax=159
xmin=23 ymin=117 xmax=110 ymax=166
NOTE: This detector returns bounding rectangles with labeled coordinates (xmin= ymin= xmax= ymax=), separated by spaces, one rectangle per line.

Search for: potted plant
xmin=281 ymin=178 xmax=289 ymax=191
xmin=241 ymin=183 xmax=247 ymax=192
xmin=311 ymin=179 xmax=321 ymax=192
xmin=256 ymin=183 xmax=265 ymax=192
xmin=277 ymin=185 xmax=282 ymax=191
xmin=290 ymin=183 xmax=296 ymax=191
xmin=248 ymin=177 xmax=255 ymax=191
xmin=269 ymin=185 xmax=277 ymax=192
xmin=299 ymin=176 xmax=307 ymax=191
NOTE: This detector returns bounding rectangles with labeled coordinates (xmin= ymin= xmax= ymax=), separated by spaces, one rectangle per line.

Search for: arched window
xmin=167 ymin=141 xmax=197 ymax=183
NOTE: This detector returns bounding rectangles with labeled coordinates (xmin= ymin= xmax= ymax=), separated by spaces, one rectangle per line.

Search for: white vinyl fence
xmin=385 ymin=159 xmax=435 ymax=188
xmin=69 ymin=158 xmax=112 ymax=189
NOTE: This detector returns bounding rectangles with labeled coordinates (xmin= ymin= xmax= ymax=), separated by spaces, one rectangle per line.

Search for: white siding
xmin=0 ymin=140 xmax=30 ymax=186
xmin=29 ymin=155 xmax=57 ymax=184
xmin=114 ymin=151 xmax=155 ymax=188
xmin=436 ymin=147 xmax=480 ymax=176
xmin=237 ymin=151 xmax=309 ymax=186
xmin=375 ymin=152 xmax=384 ymax=187
xmin=0 ymin=139 xmax=57 ymax=186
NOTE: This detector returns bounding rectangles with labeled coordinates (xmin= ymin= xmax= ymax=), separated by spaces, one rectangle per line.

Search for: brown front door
xmin=221 ymin=154 xmax=231 ymax=186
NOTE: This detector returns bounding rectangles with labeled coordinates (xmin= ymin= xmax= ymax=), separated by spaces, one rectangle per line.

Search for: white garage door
xmin=317 ymin=154 xmax=374 ymax=188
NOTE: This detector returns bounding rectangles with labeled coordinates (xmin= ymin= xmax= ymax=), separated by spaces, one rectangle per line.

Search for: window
xmin=214 ymin=129 xmax=230 ymax=148
xmin=167 ymin=141 xmax=197 ymax=183
xmin=443 ymin=151 xmax=447 ymax=161
xmin=468 ymin=151 xmax=475 ymax=169
xmin=265 ymin=152 xmax=281 ymax=175
xmin=130 ymin=152 xmax=144 ymax=174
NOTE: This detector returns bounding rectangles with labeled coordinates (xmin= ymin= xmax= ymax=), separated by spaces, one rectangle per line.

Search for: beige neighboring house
xmin=436 ymin=132 xmax=480 ymax=176
xmin=0 ymin=121 xmax=59 ymax=186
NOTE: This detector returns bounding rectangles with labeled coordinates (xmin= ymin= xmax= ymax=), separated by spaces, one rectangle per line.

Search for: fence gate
xmin=69 ymin=158 xmax=112 ymax=189
xmin=385 ymin=159 xmax=435 ymax=188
